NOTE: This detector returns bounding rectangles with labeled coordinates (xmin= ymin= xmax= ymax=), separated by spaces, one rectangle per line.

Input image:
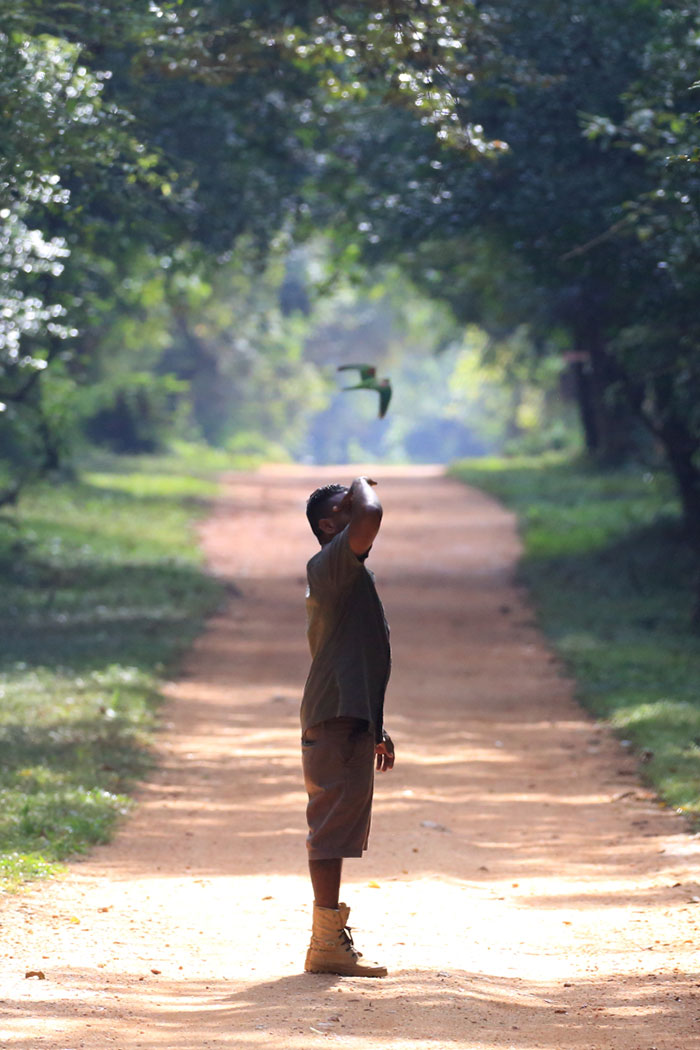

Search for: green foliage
xmin=81 ymin=372 xmax=187 ymax=453
xmin=2 ymin=0 xmax=700 ymax=560
xmin=582 ymin=6 xmax=700 ymax=534
xmin=0 ymin=14 xmax=167 ymax=495
xmin=0 ymin=1 xmax=325 ymax=491
xmin=295 ymin=0 xmax=700 ymax=540
xmin=297 ymin=262 xmax=577 ymax=463
xmin=0 ymin=458 xmax=222 ymax=889
xmin=450 ymin=456 xmax=700 ymax=822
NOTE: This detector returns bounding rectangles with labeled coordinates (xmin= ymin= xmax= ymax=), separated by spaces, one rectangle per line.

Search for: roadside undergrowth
xmin=0 ymin=455 xmax=224 ymax=890
xmin=450 ymin=455 xmax=700 ymax=826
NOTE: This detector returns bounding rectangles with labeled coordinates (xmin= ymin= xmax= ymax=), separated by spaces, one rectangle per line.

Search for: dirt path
xmin=2 ymin=464 xmax=700 ymax=1050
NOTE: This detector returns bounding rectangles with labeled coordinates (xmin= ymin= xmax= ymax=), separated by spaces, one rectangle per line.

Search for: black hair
xmin=306 ymin=483 xmax=346 ymax=542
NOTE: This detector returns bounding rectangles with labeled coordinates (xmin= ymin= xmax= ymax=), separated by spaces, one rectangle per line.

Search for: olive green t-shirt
xmin=301 ymin=527 xmax=391 ymax=744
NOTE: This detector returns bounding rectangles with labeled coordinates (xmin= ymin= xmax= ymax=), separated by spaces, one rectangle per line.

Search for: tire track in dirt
xmin=2 ymin=464 xmax=699 ymax=1050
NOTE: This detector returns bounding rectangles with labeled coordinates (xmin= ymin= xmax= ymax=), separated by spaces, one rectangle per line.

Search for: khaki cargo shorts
xmin=301 ymin=716 xmax=375 ymax=860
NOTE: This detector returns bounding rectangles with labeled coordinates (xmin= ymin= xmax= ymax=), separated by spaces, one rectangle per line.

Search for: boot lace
xmin=340 ymin=924 xmax=363 ymax=959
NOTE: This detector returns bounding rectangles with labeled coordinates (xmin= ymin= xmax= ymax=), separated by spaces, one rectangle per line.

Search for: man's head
xmin=306 ymin=483 xmax=349 ymax=544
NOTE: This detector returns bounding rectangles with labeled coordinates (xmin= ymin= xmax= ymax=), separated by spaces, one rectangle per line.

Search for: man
xmin=301 ymin=475 xmax=395 ymax=977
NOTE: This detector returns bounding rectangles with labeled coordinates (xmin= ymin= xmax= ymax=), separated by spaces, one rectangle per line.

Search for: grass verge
xmin=450 ymin=454 xmax=700 ymax=826
xmin=0 ymin=454 xmax=225 ymax=890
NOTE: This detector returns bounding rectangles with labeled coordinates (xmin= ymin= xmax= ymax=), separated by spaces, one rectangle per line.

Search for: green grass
xmin=450 ymin=454 xmax=700 ymax=824
xmin=0 ymin=455 xmax=225 ymax=890
xmin=81 ymin=438 xmax=285 ymax=478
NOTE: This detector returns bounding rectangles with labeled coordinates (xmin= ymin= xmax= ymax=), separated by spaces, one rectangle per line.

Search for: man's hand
xmin=332 ymin=477 xmax=377 ymax=515
xmin=375 ymin=731 xmax=395 ymax=772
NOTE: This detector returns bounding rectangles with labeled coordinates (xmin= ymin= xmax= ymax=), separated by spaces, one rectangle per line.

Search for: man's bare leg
xmin=309 ymin=858 xmax=342 ymax=909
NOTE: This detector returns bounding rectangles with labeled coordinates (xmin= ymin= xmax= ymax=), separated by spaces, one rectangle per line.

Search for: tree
xmin=0 ymin=27 xmax=123 ymax=494
xmin=583 ymin=4 xmax=700 ymax=557
xmin=4 ymin=0 xmax=700 ymax=571
xmin=0 ymin=2 xmax=322 ymax=493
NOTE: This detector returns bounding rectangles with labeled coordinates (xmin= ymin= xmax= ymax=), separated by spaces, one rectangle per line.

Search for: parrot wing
xmin=337 ymin=363 xmax=376 ymax=380
xmin=378 ymin=381 xmax=392 ymax=418
xmin=340 ymin=374 xmax=392 ymax=418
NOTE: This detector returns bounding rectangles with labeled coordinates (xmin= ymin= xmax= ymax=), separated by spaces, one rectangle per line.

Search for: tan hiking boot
xmin=305 ymin=902 xmax=387 ymax=977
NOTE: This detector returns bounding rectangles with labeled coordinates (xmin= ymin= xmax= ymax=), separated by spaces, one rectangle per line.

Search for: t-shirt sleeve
xmin=308 ymin=527 xmax=362 ymax=595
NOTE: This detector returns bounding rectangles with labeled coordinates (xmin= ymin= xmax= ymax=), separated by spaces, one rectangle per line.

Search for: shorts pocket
xmin=340 ymin=727 xmax=373 ymax=766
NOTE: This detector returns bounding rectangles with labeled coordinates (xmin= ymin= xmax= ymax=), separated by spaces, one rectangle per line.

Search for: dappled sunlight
xmin=395 ymin=748 xmax=516 ymax=767
xmin=4 ymin=956 xmax=698 ymax=1050
xmin=3 ymin=467 xmax=698 ymax=1050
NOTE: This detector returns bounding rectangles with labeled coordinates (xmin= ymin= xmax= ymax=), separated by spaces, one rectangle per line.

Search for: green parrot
xmin=337 ymin=364 xmax=392 ymax=418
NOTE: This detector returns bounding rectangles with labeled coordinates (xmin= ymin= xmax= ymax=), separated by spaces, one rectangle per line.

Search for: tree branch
xmin=559 ymin=217 xmax=632 ymax=261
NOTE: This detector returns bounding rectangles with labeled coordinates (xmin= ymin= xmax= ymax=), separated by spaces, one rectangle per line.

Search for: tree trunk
xmin=568 ymin=338 xmax=642 ymax=464
xmin=657 ymin=420 xmax=700 ymax=553
xmin=571 ymin=344 xmax=700 ymax=627
xmin=665 ymin=437 xmax=700 ymax=631
xmin=37 ymin=415 xmax=62 ymax=473
xmin=0 ymin=484 xmax=21 ymax=508
xmin=504 ymin=381 xmax=523 ymax=443
xmin=166 ymin=310 xmax=230 ymax=445
xmin=569 ymin=359 xmax=599 ymax=454
xmin=643 ymin=382 xmax=700 ymax=629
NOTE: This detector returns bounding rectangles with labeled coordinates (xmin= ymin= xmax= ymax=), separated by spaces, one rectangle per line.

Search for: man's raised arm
xmin=344 ymin=477 xmax=382 ymax=555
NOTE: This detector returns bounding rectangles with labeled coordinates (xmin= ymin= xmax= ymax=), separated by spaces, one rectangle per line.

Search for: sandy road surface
xmin=2 ymin=464 xmax=700 ymax=1050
